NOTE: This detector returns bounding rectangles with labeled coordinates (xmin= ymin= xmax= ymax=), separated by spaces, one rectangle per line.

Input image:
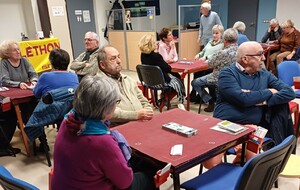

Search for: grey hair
xmin=97 ymin=45 xmax=112 ymax=64
xmin=85 ymin=31 xmax=100 ymax=42
xmin=201 ymin=2 xmax=211 ymax=10
xmin=270 ymin=18 xmax=279 ymax=25
xmin=233 ymin=21 xmax=246 ymax=33
xmin=73 ymin=75 xmax=120 ymax=120
xmin=0 ymin=40 xmax=19 ymax=59
xmin=223 ymin=28 xmax=238 ymax=43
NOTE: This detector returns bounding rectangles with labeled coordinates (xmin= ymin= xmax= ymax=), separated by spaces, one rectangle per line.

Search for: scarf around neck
xmin=64 ymin=109 xmax=131 ymax=161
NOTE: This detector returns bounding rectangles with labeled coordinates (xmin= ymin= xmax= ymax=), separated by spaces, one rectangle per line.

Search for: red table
xmin=114 ymin=109 xmax=253 ymax=190
xmin=171 ymin=60 xmax=208 ymax=110
xmin=0 ymin=87 xmax=35 ymax=156
xmin=260 ymin=43 xmax=280 ymax=70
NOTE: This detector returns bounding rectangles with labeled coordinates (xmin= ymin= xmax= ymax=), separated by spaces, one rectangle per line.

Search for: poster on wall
xmin=18 ymin=38 xmax=60 ymax=73
xmin=52 ymin=6 xmax=64 ymax=16
xmin=83 ymin=10 xmax=91 ymax=23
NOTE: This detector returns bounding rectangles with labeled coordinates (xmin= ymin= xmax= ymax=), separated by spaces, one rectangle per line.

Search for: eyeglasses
xmin=245 ymin=51 xmax=265 ymax=58
xmin=84 ymin=38 xmax=96 ymax=42
xmin=116 ymin=99 xmax=121 ymax=104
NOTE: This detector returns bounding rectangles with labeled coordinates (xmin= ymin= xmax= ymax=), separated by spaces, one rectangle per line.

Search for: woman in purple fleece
xmin=51 ymin=75 xmax=156 ymax=190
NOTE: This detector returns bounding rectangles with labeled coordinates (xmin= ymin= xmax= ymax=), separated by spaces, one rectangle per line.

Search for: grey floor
xmin=0 ymin=70 xmax=299 ymax=190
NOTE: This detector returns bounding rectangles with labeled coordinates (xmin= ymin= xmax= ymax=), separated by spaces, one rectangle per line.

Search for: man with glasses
xmin=202 ymin=41 xmax=295 ymax=169
xmin=261 ymin=18 xmax=282 ymax=43
xmin=214 ymin=41 xmax=295 ymax=144
xmin=69 ymin=31 xmax=100 ymax=81
xmin=96 ymin=45 xmax=154 ymax=126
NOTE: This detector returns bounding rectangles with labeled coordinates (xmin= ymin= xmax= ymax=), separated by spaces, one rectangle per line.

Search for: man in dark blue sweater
xmin=203 ymin=41 xmax=295 ymax=169
xmin=214 ymin=41 xmax=295 ymax=126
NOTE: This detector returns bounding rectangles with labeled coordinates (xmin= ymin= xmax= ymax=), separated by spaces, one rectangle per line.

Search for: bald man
xmin=214 ymin=41 xmax=295 ymax=143
xmin=202 ymin=41 xmax=295 ymax=169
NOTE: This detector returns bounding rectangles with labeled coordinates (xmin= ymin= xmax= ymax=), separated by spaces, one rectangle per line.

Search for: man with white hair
xmin=197 ymin=2 xmax=222 ymax=49
xmin=69 ymin=31 xmax=100 ymax=81
xmin=261 ymin=18 xmax=282 ymax=43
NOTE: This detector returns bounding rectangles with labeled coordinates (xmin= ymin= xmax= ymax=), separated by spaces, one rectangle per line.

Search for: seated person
xmin=51 ymin=75 xmax=157 ymax=190
xmin=33 ymin=48 xmax=79 ymax=98
xmin=69 ymin=31 xmax=100 ymax=81
xmin=261 ymin=18 xmax=282 ymax=43
xmin=194 ymin=24 xmax=224 ymax=61
xmin=96 ymin=45 xmax=154 ymax=126
xmin=0 ymin=40 xmax=38 ymax=155
xmin=191 ymin=28 xmax=238 ymax=112
xmin=0 ymin=40 xmax=38 ymax=89
xmin=233 ymin=21 xmax=249 ymax=45
xmin=190 ymin=24 xmax=224 ymax=103
xmin=157 ymin=27 xmax=181 ymax=79
xmin=269 ymin=19 xmax=300 ymax=75
xmin=158 ymin=28 xmax=178 ymax=64
xmin=31 ymin=48 xmax=79 ymax=151
xmin=203 ymin=41 xmax=295 ymax=169
xmin=138 ymin=34 xmax=186 ymax=110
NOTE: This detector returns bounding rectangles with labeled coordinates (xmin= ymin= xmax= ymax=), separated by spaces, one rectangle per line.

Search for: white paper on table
xmin=170 ymin=144 xmax=183 ymax=156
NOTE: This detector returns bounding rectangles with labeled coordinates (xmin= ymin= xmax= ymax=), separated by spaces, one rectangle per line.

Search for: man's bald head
xmin=237 ymin=41 xmax=263 ymax=62
xmin=236 ymin=41 xmax=265 ymax=74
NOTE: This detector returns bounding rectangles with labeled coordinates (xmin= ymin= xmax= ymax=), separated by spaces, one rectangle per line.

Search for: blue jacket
xmin=25 ymin=86 xmax=77 ymax=142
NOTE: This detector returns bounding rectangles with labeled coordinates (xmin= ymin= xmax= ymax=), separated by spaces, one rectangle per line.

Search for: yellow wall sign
xmin=18 ymin=38 xmax=60 ymax=73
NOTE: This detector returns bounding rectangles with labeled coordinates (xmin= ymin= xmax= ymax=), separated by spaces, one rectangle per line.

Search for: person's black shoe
xmin=189 ymin=90 xmax=197 ymax=102
xmin=0 ymin=147 xmax=21 ymax=157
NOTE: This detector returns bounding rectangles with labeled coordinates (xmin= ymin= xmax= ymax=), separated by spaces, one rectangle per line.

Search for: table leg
xmin=13 ymin=104 xmax=30 ymax=156
xmin=266 ymin=48 xmax=271 ymax=70
xmin=172 ymin=172 xmax=181 ymax=190
xmin=186 ymin=73 xmax=191 ymax=111
xmin=240 ymin=142 xmax=246 ymax=166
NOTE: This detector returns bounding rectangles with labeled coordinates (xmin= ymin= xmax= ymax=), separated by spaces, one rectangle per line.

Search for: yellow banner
xmin=18 ymin=38 xmax=60 ymax=73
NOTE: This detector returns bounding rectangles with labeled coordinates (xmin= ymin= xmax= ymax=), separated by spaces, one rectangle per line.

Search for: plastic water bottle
xmin=35 ymin=33 xmax=39 ymax=40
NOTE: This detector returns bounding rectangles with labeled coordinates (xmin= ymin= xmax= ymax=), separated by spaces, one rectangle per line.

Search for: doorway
xmin=227 ymin=0 xmax=258 ymax=41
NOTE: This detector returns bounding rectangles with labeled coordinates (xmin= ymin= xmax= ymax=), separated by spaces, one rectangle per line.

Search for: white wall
xmin=276 ymin=0 xmax=300 ymax=29
xmin=0 ymin=0 xmax=28 ymax=42
xmin=47 ymin=0 xmax=73 ymax=59
xmin=155 ymin=0 xmax=177 ymax=32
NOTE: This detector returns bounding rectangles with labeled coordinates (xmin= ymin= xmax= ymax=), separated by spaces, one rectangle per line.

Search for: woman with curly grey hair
xmin=0 ymin=40 xmax=38 ymax=89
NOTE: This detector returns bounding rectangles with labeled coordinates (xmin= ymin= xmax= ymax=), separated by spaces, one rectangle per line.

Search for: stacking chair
xmin=277 ymin=61 xmax=300 ymax=137
xmin=181 ymin=135 xmax=296 ymax=190
xmin=0 ymin=164 xmax=39 ymax=190
xmin=136 ymin=64 xmax=177 ymax=112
